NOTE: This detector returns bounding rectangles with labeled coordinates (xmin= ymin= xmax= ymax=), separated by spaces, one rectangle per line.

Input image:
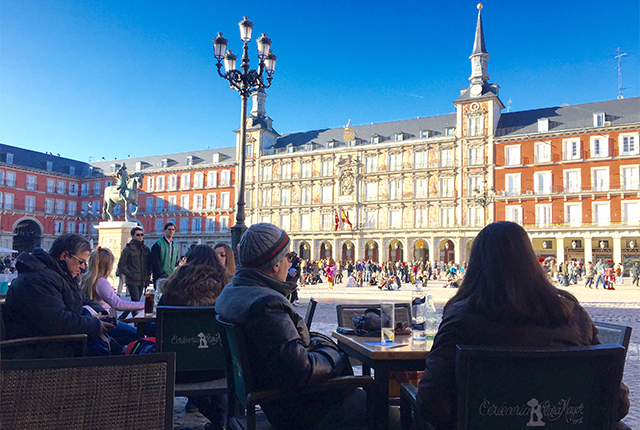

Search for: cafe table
xmin=121 ymin=313 xmax=155 ymax=337
xmin=332 ymin=331 xmax=431 ymax=430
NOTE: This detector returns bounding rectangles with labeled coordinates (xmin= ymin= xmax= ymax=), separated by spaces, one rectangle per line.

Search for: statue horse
xmin=102 ymin=173 xmax=143 ymax=222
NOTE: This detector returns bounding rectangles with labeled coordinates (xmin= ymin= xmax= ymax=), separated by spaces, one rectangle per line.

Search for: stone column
xmin=355 ymin=238 xmax=362 ymax=262
xmin=584 ymin=235 xmax=593 ymax=263
xmin=454 ymin=238 xmax=462 ymax=264
xmin=613 ymin=235 xmax=623 ymax=264
xmin=555 ymin=236 xmax=565 ymax=263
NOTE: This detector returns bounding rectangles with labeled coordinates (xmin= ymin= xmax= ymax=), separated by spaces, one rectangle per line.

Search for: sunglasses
xmin=70 ymin=254 xmax=87 ymax=266
xmin=135 ymin=233 xmax=144 ymax=237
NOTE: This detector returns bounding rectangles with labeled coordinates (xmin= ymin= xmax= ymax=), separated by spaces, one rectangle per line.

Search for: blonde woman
xmin=82 ymin=247 xmax=143 ymax=346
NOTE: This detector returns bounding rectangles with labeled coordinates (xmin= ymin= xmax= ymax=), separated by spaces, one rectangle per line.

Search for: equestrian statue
xmin=102 ymin=163 xmax=143 ymax=222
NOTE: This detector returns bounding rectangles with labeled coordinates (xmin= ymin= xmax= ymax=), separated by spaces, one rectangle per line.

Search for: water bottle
xmin=411 ymin=283 xmax=427 ymax=340
xmin=425 ymin=295 xmax=437 ymax=340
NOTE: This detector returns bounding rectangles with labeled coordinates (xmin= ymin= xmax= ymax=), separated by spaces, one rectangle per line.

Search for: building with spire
xmin=0 ymin=4 xmax=638 ymax=268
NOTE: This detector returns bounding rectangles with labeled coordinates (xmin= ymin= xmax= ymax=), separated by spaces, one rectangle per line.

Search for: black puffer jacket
xmin=416 ymin=297 xmax=629 ymax=430
xmin=4 ymin=248 xmax=103 ymax=358
xmin=215 ymin=267 xmax=353 ymax=430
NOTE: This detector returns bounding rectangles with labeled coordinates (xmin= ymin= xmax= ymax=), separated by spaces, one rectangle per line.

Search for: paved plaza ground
xmin=174 ymin=279 xmax=640 ymax=429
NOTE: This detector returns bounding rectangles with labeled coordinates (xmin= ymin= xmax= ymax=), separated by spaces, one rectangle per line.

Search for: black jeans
xmin=119 ymin=284 xmax=143 ymax=319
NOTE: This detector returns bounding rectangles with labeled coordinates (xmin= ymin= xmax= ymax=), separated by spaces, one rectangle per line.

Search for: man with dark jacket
xmin=4 ymin=233 xmax=113 ymax=358
xmin=149 ymin=222 xmax=178 ymax=283
xmin=117 ymin=226 xmax=151 ymax=320
xmin=215 ymin=223 xmax=366 ymax=430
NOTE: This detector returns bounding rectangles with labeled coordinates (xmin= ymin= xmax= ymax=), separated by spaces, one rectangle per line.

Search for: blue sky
xmin=1 ymin=0 xmax=638 ymax=162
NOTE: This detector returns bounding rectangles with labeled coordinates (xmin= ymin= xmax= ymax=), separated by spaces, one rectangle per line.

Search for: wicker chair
xmin=0 ymin=352 xmax=176 ymax=430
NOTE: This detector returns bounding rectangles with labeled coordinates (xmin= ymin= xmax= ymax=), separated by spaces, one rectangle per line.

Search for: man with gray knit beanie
xmin=216 ymin=223 xmax=366 ymax=430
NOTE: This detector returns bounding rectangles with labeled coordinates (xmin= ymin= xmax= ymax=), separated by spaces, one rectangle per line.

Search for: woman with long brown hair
xmin=213 ymin=242 xmax=235 ymax=280
xmin=416 ymin=222 xmax=629 ymax=430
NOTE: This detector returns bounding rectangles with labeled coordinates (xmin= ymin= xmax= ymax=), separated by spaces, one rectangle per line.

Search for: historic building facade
xmin=0 ymin=145 xmax=236 ymax=256
xmin=2 ymin=6 xmax=638 ymax=268
xmin=240 ymin=6 xmax=640 ymax=267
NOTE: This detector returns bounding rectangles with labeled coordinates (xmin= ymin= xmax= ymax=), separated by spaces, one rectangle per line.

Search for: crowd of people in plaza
xmin=542 ymin=258 xmax=637 ymax=290
xmin=0 ymin=256 xmax=15 ymax=273
xmin=296 ymin=258 xmax=466 ymax=292
xmin=2 ymin=220 xmax=632 ymax=430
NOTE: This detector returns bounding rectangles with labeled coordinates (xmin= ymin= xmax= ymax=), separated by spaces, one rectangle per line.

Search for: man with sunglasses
xmin=4 ymin=233 xmax=114 ymax=358
xmin=117 ymin=226 xmax=151 ymax=320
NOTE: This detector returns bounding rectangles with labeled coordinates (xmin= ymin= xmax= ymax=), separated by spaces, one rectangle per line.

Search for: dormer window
xmin=287 ymin=145 xmax=294 ymax=153
xmin=161 ymin=159 xmax=168 ymax=168
xmin=69 ymin=166 xmax=75 ymax=175
xmin=46 ymin=161 xmax=53 ymax=171
xmin=445 ymin=127 xmax=455 ymax=136
xmin=212 ymin=153 xmax=220 ymax=163
xmin=593 ymin=113 xmax=605 ymax=127
xmin=371 ymin=135 xmax=380 ymax=144
xmin=395 ymin=133 xmax=405 ymax=142
xmin=420 ymin=130 xmax=431 ymax=139
xmin=327 ymin=141 xmax=334 ymax=149
xmin=306 ymin=143 xmax=313 ymax=151
xmin=538 ymin=118 xmax=549 ymax=133
xmin=5 ymin=153 xmax=13 ymax=164
xmin=186 ymin=156 xmax=193 ymax=166
xmin=135 ymin=161 xmax=142 ymax=171
xmin=110 ymin=164 xmax=117 ymax=173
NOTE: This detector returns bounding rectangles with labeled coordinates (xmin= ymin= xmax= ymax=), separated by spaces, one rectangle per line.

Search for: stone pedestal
xmin=97 ymin=221 xmax=138 ymax=282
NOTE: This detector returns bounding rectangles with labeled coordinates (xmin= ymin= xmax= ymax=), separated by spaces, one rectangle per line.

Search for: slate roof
xmin=496 ymin=97 xmax=640 ymax=137
xmin=275 ymin=113 xmax=458 ymax=150
xmin=0 ymin=143 xmax=96 ymax=177
xmin=89 ymin=147 xmax=237 ymax=174
xmin=273 ymin=97 xmax=640 ymax=150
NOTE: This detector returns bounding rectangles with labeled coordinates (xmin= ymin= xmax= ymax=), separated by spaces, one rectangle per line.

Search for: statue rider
xmin=115 ymin=163 xmax=128 ymax=201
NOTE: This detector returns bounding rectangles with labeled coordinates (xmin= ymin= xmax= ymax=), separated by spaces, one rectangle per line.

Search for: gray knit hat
xmin=238 ymin=223 xmax=291 ymax=271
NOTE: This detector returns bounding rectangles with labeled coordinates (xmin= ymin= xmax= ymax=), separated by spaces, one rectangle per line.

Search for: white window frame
xmin=563 ymin=138 xmax=581 ymax=161
xmin=621 ymin=165 xmax=639 ymax=191
xmin=321 ymin=160 xmax=333 ymax=177
xmin=280 ymin=163 xmax=292 ymax=180
xmin=261 ymin=189 xmax=271 ymax=206
xmin=389 ymin=153 xmax=402 ymax=171
xmin=440 ymin=207 xmax=454 ymax=227
xmin=623 ymin=201 xmax=640 ymax=226
xmin=301 ymin=162 xmax=312 ymax=178
xmin=301 ymin=186 xmax=311 ymax=205
xmin=300 ymin=213 xmax=311 ymax=231
xmin=168 ymin=175 xmax=178 ymax=191
xmin=593 ymin=202 xmax=611 ymax=226
xmin=207 ymin=171 xmax=217 ymax=188
xmin=365 ymin=156 xmax=378 ymax=173
xmin=534 ymin=141 xmax=552 ymax=163
xmin=440 ymin=149 xmax=454 ymax=167
xmin=25 ymin=195 xmax=36 ymax=212
xmin=47 ymin=179 xmax=55 ymax=193
xmin=193 ymin=194 xmax=203 ymax=211
xmin=147 ymin=177 xmax=155 ymax=192
xmin=180 ymin=195 xmax=189 ymax=211
xmin=206 ymin=217 xmax=216 ymax=233
xmin=564 ymin=169 xmax=581 ymax=193
xmin=389 ymin=209 xmax=402 ymax=228
xmin=194 ymin=172 xmax=204 ymax=188
xmin=505 ymin=205 xmax=523 ymax=225
xmin=534 ymin=171 xmax=553 ymax=195
xmin=220 ymin=170 xmax=231 ymax=186
xmin=192 ymin=217 xmax=202 ymax=233
xmin=364 ymin=210 xmax=377 ymax=229
xmin=592 ymin=167 xmax=609 ymax=192
xmin=590 ymin=135 xmax=609 ymax=158
xmin=180 ymin=173 xmax=190 ymax=190
xmin=279 ymin=214 xmax=291 ymax=231
xmin=565 ymin=203 xmax=582 ymax=227
xmin=26 ymin=175 xmax=37 ymax=191
xmin=221 ymin=192 xmax=230 ymax=209
xmin=389 ymin=179 xmax=402 ymax=200
xmin=156 ymin=176 xmax=165 ymax=191
xmin=414 ymin=151 xmax=428 ymax=169
xmin=321 ymin=185 xmax=333 ymax=204
xmin=439 ymin=177 xmax=454 ymax=198
xmin=45 ymin=198 xmax=54 ymax=214
xmin=467 ymin=115 xmax=483 ymax=137
xmin=280 ymin=188 xmax=292 ymax=206
xmin=206 ymin=193 xmax=217 ymax=210
xmin=620 ymin=132 xmax=639 ymax=156
xmin=365 ymin=182 xmax=378 ymax=201
xmin=468 ymin=146 xmax=483 ymax=165
xmin=505 ymin=145 xmax=521 ymax=166
xmin=505 ymin=173 xmax=521 ymax=196
xmin=414 ymin=178 xmax=428 ymax=198
xmin=535 ymin=204 xmax=552 ymax=228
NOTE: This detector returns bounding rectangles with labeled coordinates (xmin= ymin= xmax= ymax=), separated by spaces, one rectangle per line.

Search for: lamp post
xmin=213 ymin=17 xmax=277 ymax=252
xmin=473 ymin=179 xmax=495 ymax=224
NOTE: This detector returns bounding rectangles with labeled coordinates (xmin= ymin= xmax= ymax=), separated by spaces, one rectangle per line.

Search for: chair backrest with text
xmin=156 ymin=305 xmax=225 ymax=381
xmin=455 ymin=344 xmax=625 ymax=430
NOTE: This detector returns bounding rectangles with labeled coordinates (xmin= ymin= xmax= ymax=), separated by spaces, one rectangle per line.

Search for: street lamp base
xmin=231 ymin=223 xmax=248 ymax=255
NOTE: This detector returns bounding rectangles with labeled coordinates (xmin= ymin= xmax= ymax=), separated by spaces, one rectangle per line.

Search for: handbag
xmin=352 ymin=308 xmax=390 ymax=337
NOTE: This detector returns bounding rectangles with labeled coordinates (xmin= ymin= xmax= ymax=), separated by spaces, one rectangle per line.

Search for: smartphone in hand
xmin=336 ymin=327 xmax=356 ymax=335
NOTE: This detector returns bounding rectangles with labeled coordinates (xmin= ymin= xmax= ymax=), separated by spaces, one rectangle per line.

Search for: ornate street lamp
xmin=213 ymin=17 xmax=277 ymax=252
xmin=473 ymin=178 xmax=495 ymax=224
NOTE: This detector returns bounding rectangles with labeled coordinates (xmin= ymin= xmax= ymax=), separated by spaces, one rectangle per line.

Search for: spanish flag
xmin=341 ymin=209 xmax=353 ymax=230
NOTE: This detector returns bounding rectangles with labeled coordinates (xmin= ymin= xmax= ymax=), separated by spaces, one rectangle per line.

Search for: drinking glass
xmin=380 ymin=302 xmax=395 ymax=344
